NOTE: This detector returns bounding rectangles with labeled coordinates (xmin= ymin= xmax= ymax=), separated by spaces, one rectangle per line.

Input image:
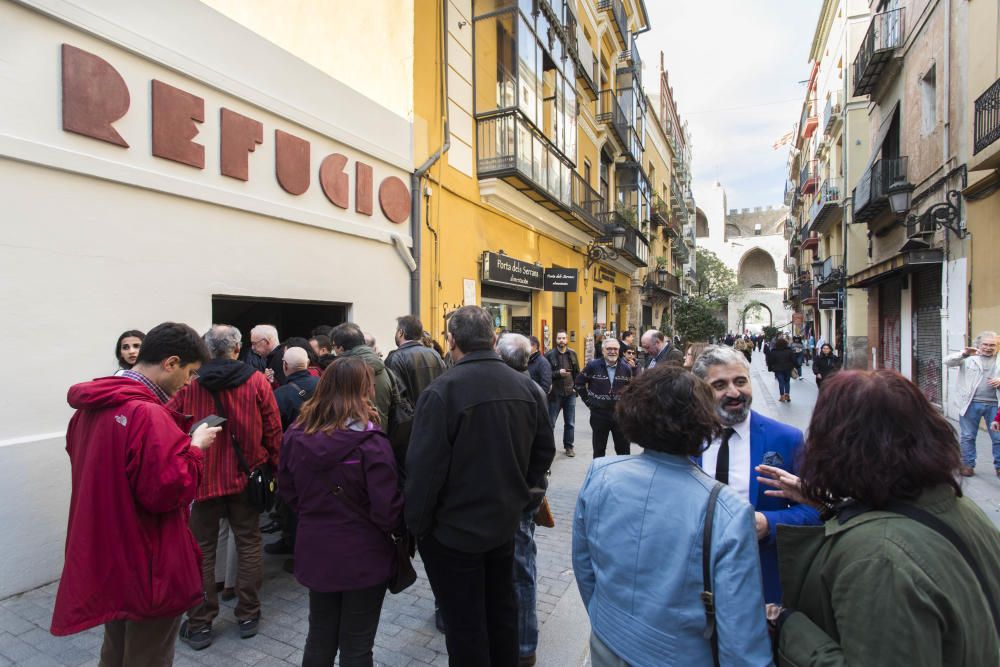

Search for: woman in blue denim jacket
xmin=573 ymin=366 xmax=773 ymax=667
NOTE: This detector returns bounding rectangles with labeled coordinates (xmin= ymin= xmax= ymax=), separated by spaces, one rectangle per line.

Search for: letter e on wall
xmin=151 ymin=79 xmax=205 ymax=169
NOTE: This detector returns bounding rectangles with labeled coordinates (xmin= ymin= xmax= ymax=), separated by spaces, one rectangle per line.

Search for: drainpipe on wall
xmin=409 ymin=0 xmax=451 ymax=318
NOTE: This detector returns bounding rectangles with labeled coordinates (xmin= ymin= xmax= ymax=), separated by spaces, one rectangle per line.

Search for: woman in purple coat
xmin=278 ymin=356 xmax=403 ymax=667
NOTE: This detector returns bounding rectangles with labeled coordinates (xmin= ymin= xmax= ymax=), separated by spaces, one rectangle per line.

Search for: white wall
xmin=0 ymin=0 xmax=413 ymax=597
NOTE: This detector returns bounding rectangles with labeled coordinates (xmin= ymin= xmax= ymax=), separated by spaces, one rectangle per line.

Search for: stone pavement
xmin=4 ymin=350 xmax=1000 ymax=666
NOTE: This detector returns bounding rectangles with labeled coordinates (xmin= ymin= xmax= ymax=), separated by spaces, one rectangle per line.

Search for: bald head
xmin=640 ymin=329 xmax=666 ymax=357
xmin=282 ymin=346 xmax=309 ymax=373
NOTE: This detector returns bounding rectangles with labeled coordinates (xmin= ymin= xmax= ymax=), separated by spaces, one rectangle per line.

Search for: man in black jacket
xmin=385 ymin=315 xmax=447 ymax=404
xmin=544 ymin=331 xmax=580 ymax=457
xmin=640 ymin=329 xmax=684 ymax=369
xmin=526 ymin=336 xmax=552 ymax=396
xmin=405 ymin=306 xmax=555 ymax=667
xmin=575 ymin=338 xmax=632 ymax=457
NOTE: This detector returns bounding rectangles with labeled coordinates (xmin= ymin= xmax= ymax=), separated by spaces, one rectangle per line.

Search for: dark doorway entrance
xmin=212 ymin=295 xmax=349 ymax=348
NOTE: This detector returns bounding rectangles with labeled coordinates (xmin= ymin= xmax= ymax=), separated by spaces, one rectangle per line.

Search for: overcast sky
xmin=641 ymin=0 xmax=822 ymax=209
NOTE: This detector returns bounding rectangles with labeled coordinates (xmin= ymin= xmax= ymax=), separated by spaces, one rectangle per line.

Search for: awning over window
xmin=846 ymin=248 xmax=943 ymax=288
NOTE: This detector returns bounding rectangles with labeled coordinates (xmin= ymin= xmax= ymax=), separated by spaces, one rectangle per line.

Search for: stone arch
xmin=695 ymin=207 xmax=709 ymax=237
xmin=737 ymin=248 xmax=778 ymax=289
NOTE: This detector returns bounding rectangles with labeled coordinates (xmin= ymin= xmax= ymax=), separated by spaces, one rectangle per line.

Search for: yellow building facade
xmin=414 ymin=0 xmax=690 ymax=360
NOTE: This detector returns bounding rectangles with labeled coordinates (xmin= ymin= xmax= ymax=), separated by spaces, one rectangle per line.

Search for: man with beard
xmin=691 ymin=345 xmax=820 ymax=603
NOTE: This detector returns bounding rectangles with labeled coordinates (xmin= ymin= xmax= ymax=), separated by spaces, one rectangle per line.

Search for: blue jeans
xmin=513 ymin=510 xmax=538 ymax=658
xmin=959 ymin=401 xmax=1000 ymax=467
xmin=774 ymin=371 xmax=791 ymax=396
xmin=548 ymin=394 xmax=576 ymax=449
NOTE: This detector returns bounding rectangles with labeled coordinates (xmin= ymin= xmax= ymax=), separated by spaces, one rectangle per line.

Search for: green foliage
xmin=655 ymin=255 xmax=669 ymax=268
xmin=694 ymin=249 xmax=740 ymax=305
xmin=762 ymin=325 xmax=780 ymax=340
xmin=616 ymin=201 xmax=638 ymax=228
xmin=675 ymin=297 xmax=725 ymax=343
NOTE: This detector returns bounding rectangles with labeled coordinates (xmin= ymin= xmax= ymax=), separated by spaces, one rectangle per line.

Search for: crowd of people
xmin=50 ymin=314 xmax=1000 ymax=667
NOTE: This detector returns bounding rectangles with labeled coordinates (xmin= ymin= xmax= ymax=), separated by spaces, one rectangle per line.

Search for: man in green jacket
xmin=330 ymin=322 xmax=392 ymax=426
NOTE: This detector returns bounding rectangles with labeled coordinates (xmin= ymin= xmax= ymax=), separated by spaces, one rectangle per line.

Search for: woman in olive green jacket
xmin=757 ymin=370 xmax=1000 ymax=666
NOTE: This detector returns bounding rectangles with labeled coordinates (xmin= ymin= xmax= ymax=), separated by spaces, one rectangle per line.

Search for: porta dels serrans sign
xmin=482 ymin=252 xmax=544 ymax=290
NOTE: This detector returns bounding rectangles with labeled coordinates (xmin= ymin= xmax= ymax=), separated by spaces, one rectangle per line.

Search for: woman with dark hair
xmin=278 ymin=357 xmax=403 ymax=667
xmin=765 ymin=337 xmax=795 ymax=402
xmin=573 ymin=366 xmax=773 ymax=667
xmin=113 ymin=329 xmax=145 ymax=375
xmin=758 ymin=370 xmax=1000 ymax=665
xmin=811 ymin=343 xmax=840 ymax=388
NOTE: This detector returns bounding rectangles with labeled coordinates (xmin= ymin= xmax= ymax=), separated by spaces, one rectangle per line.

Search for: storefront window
xmin=482 ymin=283 xmax=533 ymax=336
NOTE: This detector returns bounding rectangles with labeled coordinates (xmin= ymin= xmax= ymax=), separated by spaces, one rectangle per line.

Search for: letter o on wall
xmin=378 ymin=177 xmax=410 ymax=224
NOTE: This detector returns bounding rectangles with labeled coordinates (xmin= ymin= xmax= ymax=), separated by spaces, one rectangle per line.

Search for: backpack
xmin=384 ymin=367 xmax=414 ymax=471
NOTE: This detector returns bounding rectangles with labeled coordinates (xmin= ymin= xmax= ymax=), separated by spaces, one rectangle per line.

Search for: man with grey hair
xmin=168 ymin=325 xmax=282 ymax=649
xmin=406 ymin=306 xmax=554 ymax=666
xmin=691 ymin=345 xmax=819 ymax=604
xmin=249 ymin=324 xmax=285 ymax=386
xmin=496 ymin=332 xmax=531 ymax=372
xmin=944 ymin=331 xmax=1000 ymax=477
xmin=640 ymin=329 xmax=684 ymax=368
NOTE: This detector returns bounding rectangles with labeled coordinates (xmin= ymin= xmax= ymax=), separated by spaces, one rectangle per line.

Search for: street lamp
xmin=888 ymin=179 xmax=966 ymax=238
xmin=656 ymin=266 xmax=669 ymax=285
xmin=585 ymin=225 xmax=628 ymax=269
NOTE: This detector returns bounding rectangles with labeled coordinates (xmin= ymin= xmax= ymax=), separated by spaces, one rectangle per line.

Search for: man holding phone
xmin=945 ymin=331 xmax=1000 ymax=477
xmin=544 ymin=331 xmax=580 ymax=457
xmin=168 ymin=325 xmax=282 ymax=649
xmin=51 ymin=322 xmax=220 ymax=667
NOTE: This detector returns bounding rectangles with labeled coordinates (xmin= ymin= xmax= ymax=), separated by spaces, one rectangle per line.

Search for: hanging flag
xmin=772 ymin=130 xmax=794 ymax=150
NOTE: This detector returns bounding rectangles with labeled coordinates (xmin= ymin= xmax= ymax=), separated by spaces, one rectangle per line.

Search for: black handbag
xmin=209 ymin=391 xmax=277 ymax=513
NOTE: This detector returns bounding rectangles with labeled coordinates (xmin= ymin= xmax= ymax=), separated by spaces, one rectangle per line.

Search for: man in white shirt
xmin=944 ymin=331 xmax=1000 ymax=477
xmin=691 ymin=345 xmax=820 ymax=603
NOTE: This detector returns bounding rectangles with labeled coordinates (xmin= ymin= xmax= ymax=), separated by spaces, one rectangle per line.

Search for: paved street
xmin=3 ymin=350 xmax=1000 ymax=666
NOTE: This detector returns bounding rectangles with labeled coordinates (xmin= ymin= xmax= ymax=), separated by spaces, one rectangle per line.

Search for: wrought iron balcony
xmin=974 ymin=75 xmax=1000 ymax=155
xmin=643 ymin=271 xmax=681 ymax=297
xmin=619 ymin=32 xmax=641 ymax=77
xmin=799 ymin=280 xmax=817 ymax=304
xmin=853 ymin=8 xmax=905 ymax=97
xmin=597 ymin=88 xmax=631 ymax=152
xmin=824 ymin=92 xmax=842 ymax=135
xmin=807 ymin=178 xmax=843 ymax=235
xmin=476 ymin=110 xmax=578 ymax=224
xmin=799 ymin=95 xmax=819 ymax=140
xmin=598 ymin=0 xmax=628 ymax=49
xmin=800 ymin=160 xmax=818 ymax=195
xmin=597 ymin=212 xmax=649 ymax=268
xmin=650 ymin=194 xmax=669 ymax=229
xmin=853 ymin=156 xmax=908 ymax=223
xmin=813 ymin=255 xmax=845 ymax=290
xmin=801 ymin=232 xmax=819 ymax=251
xmin=570 ymin=170 xmax=607 ymax=235
xmin=671 ymin=238 xmax=690 ymax=264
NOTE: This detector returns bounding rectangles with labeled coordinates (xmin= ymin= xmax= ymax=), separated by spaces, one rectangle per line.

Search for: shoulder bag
xmin=701 ymin=482 xmax=725 ymax=667
xmin=324 ymin=446 xmax=416 ymax=594
xmin=208 ymin=391 xmax=277 ymax=513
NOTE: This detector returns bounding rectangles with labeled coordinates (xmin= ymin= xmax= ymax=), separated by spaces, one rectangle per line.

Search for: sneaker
xmin=519 ymin=655 xmax=537 ymax=667
xmin=178 ymin=620 xmax=212 ymax=651
xmin=960 ymin=466 xmax=975 ymax=477
xmin=564 ymin=448 xmax=576 ymax=458
xmin=264 ymin=538 xmax=293 ymax=555
xmin=238 ymin=614 xmax=260 ymax=639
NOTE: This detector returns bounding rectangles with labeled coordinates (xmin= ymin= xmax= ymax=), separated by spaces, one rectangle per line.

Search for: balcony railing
xmin=597 ymin=212 xmax=649 ymax=268
xmin=814 ymin=255 xmax=845 ymax=289
xmin=598 ymin=0 xmax=628 ymax=49
xmin=650 ymin=194 xmax=669 ymax=229
xmin=799 ymin=281 xmax=815 ymax=303
xmin=646 ymin=271 xmax=681 ymax=296
xmin=824 ymin=92 xmax=842 ymax=134
xmin=560 ymin=0 xmax=578 ymax=56
xmin=853 ymin=8 xmax=905 ymax=97
xmin=476 ymin=110 xmax=573 ymax=212
xmin=799 ymin=160 xmax=818 ymax=195
xmin=807 ymin=178 xmax=842 ymax=234
xmin=597 ymin=88 xmax=630 ymax=150
xmin=853 ymin=156 xmax=908 ymax=223
xmin=619 ymin=32 xmax=641 ymax=77
xmin=570 ymin=170 xmax=607 ymax=235
xmin=800 ymin=95 xmax=819 ymax=140
xmin=974 ymin=76 xmax=1000 ymax=155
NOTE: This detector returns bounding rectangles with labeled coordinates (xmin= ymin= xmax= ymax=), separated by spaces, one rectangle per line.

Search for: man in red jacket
xmin=168 ymin=324 xmax=282 ymax=649
xmin=51 ymin=322 xmax=219 ymax=667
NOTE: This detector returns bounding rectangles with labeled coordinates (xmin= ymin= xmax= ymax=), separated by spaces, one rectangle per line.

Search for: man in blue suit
xmin=692 ymin=345 xmax=820 ymax=603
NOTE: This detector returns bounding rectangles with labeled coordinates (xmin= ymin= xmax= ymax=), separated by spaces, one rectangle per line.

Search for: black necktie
xmin=715 ymin=428 xmax=735 ymax=485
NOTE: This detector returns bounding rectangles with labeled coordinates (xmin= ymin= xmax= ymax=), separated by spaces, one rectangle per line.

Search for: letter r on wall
xmin=61 ymin=44 xmax=130 ymax=147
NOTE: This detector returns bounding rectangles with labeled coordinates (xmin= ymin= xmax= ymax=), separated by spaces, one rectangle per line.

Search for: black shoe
xmin=178 ymin=620 xmax=212 ymax=650
xmin=435 ymin=607 xmax=447 ymax=633
xmin=282 ymin=558 xmax=295 ymax=574
xmin=564 ymin=448 xmax=576 ymax=458
xmin=260 ymin=521 xmax=281 ymax=534
xmin=264 ymin=539 xmax=293 ymax=555
xmin=238 ymin=614 xmax=260 ymax=639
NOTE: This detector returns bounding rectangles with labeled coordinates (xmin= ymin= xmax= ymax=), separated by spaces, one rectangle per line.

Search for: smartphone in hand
xmin=189 ymin=414 xmax=226 ymax=436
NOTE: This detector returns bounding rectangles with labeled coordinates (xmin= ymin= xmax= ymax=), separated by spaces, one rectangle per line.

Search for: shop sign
xmin=481 ymin=252 xmax=543 ymax=290
xmin=818 ymin=292 xmax=844 ymax=310
xmin=543 ymin=268 xmax=578 ymax=292
xmin=58 ymin=44 xmax=411 ymax=225
xmin=593 ymin=267 xmax=616 ymax=283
